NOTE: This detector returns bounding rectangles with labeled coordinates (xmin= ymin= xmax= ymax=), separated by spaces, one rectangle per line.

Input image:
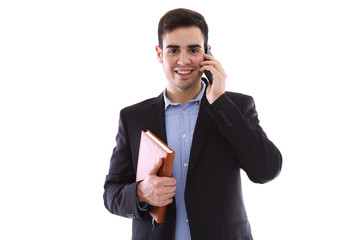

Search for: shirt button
xmin=182 ymin=110 xmax=186 ymax=115
xmin=186 ymin=219 xmax=189 ymax=223
xmin=184 ymin=163 xmax=188 ymax=167
xmin=182 ymin=134 xmax=187 ymax=139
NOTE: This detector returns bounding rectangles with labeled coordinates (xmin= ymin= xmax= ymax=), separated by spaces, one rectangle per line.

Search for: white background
xmin=1 ymin=0 xmax=359 ymax=239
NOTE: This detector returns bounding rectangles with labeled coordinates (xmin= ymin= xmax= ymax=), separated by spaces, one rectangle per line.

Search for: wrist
xmin=207 ymin=92 xmax=225 ymax=105
xmin=136 ymin=181 xmax=145 ymax=203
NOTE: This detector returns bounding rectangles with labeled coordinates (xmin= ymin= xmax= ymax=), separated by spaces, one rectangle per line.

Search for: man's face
xmin=156 ymin=26 xmax=205 ymax=92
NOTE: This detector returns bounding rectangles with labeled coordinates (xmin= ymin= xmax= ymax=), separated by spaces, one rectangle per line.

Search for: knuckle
xmin=154 ymin=180 xmax=161 ymax=186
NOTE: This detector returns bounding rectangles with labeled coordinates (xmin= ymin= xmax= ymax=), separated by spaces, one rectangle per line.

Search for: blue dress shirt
xmin=163 ymin=81 xmax=206 ymax=240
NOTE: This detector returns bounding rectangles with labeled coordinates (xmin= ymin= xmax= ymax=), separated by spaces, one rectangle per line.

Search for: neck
xmin=166 ymin=81 xmax=202 ymax=105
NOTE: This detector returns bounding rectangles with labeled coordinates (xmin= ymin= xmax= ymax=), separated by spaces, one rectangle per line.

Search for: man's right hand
xmin=137 ymin=158 xmax=176 ymax=207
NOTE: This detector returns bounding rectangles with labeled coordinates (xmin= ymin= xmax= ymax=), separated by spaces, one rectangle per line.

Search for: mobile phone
xmin=204 ymin=47 xmax=214 ymax=84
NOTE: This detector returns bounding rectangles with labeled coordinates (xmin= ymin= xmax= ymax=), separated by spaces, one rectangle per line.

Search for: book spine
xmin=157 ymin=152 xmax=175 ymax=177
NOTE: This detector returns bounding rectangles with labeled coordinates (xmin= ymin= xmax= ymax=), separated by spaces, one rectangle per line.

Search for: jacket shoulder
xmin=123 ymin=97 xmax=155 ymax=111
xmin=225 ymin=91 xmax=253 ymax=101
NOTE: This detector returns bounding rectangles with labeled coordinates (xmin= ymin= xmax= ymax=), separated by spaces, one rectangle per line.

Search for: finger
xmin=151 ymin=176 xmax=176 ymax=189
xmin=158 ymin=176 xmax=176 ymax=186
xmin=158 ymin=197 xmax=173 ymax=207
xmin=200 ymin=60 xmax=225 ymax=75
xmin=162 ymin=191 xmax=175 ymax=200
xmin=203 ymin=53 xmax=215 ymax=60
xmin=164 ymin=185 xmax=176 ymax=194
xmin=199 ymin=65 xmax=220 ymax=75
xmin=157 ymin=189 xmax=176 ymax=206
xmin=200 ymin=60 xmax=217 ymax=66
xmin=154 ymin=186 xmax=175 ymax=198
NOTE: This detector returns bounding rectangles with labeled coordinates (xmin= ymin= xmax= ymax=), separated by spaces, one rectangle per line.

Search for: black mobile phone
xmin=204 ymin=47 xmax=214 ymax=84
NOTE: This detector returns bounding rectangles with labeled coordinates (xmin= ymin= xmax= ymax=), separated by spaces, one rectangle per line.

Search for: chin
xmin=178 ymin=78 xmax=201 ymax=90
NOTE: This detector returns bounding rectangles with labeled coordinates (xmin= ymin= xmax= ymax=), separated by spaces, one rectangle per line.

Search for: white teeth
xmin=177 ymin=70 xmax=191 ymax=74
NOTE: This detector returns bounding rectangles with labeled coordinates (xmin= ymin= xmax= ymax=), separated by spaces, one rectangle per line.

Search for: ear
xmin=155 ymin=45 xmax=163 ymax=64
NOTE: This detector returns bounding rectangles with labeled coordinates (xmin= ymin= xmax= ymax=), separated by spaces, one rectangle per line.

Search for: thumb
xmin=149 ymin=158 xmax=163 ymax=175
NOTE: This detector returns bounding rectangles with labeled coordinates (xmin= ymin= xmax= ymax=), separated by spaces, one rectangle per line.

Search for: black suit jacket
xmin=104 ymin=86 xmax=282 ymax=240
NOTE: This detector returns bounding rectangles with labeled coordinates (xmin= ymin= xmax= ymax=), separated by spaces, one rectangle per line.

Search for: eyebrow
xmin=166 ymin=44 xmax=202 ymax=49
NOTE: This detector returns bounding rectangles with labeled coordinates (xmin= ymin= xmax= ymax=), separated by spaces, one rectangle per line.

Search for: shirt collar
xmin=163 ymin=80 xmax=206 ymax=110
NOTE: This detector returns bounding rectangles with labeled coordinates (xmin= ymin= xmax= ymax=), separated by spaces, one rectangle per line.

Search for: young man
xmin=104 ymin=8 xmax=282 ymax=240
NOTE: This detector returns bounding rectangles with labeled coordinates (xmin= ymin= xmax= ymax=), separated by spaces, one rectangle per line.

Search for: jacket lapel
xmin=186 ymin=93 xmax=212 ymax=184
xmin=147 ymin=93 xmax=168 ymax=144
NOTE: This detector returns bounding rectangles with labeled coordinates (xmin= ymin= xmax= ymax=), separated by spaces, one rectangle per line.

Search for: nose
xmin=177 ymin=52 xmax=191 ymax=66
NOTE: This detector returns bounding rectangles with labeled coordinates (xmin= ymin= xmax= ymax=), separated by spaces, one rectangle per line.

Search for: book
xmin=136 ymin=130 xmax=175 ymax=223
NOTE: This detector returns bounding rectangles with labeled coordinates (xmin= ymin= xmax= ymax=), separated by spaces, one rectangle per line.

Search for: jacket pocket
xmin=226 ymin=220 xmax=253 ymax=240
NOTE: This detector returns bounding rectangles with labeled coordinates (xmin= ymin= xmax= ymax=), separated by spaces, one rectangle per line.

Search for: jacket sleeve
xmin=206 ymin=92 xmax=282 ymax=183
xmin=103 ymin=109 xmax=148 ymax=218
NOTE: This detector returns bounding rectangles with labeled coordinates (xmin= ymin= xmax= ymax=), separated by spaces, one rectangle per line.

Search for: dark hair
xmin=158 ymin=8 xmax=208 ymax=49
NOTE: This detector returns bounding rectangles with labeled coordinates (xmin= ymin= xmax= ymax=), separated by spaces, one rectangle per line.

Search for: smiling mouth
xmin=174 ymin=69 xmax=195 ymax=77
xmin=176 ymin=70 xmax=192 ymax=74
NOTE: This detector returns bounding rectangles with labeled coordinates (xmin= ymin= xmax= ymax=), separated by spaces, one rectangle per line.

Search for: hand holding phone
xmin=202 ymin=47 xmax=227 ymax=104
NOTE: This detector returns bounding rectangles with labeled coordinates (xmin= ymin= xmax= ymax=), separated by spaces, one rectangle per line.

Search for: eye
xmin=168 ymin=49 xmax=178 ymax=54
xmin=190 ymin=48 xmax=199 ymax=54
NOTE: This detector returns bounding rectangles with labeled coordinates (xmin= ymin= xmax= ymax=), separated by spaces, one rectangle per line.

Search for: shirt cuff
xmin=137 ymin=201 xmax=149 ymax=212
